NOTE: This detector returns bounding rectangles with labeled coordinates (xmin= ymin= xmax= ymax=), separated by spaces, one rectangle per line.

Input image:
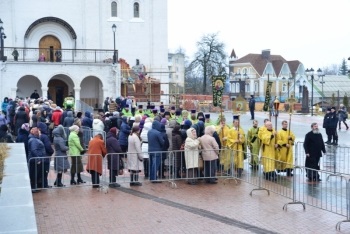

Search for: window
xmin=134 ymin=2 xmax=140 ymax=18
xmin=282 ymin=83 xmax=287 ymax=92
xmin=242 ymin=68 xmax=248 ymax=75
xmin=111 ymin=2 xmax=117 ymax=17
xmin=231 ymin=83 xmax=234 ymax=92
xmin=246 ymin=83 xmax=250 ymax=92
xmin=254 ymin=82 xmax=259 ymax=93
xmin=236 ymin=83 xmax=240 ymax=93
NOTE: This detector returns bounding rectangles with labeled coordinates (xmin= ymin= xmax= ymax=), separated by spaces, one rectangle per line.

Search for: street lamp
xmin=282 ymin=75 xmax=294 ymax=100
xmin=318 ymin=68 xmax=325 ymax=110
xmin=234 ymin=72 xmax=249 ymax=98
xmin=296 ymin=79 xmax=306 ymax=103
xmin=306 ymin=68 xmax=323 ymax=116
xmin=112 ymin=24 xmax=117 ymax=64
xmin=0 ymin=18 xmax=7 ymax=62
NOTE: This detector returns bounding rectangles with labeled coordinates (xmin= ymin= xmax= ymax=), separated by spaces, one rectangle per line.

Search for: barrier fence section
xmin=61 ymin=126 xmax=107 ymax=148
xmin=27 ymin=154 xmax=106 ymax=191
xmin=295 ymin=141 xmax=350 ymax=176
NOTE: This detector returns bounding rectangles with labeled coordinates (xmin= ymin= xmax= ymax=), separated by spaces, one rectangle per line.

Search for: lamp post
xmin=234 ymin=72 xmax=249 ymax=98
xmin=112 ymin=24 xmax=117 ymax=64
xmin=318 ymin=68 xmax=325 ymax=110
xmin=0 ymin=18 xmax=6 ymax=62
xmin=305 ymin=68 xmax=324 ymax=116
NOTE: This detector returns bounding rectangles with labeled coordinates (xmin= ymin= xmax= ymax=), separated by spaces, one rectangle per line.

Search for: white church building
xmin=0 ymin=0 xmax=168 ymax=109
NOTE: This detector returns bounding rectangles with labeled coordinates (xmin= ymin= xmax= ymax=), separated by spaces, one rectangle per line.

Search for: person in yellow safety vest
xmin=136 ymin=105 xmax=144 ymax=116
xmin=170 ymin=106 xmax=176 ymax=120
xmin=247 ymin=120 xmax=261 ymax=169
xmin=122 ymin=106 xmax=133 ymax=117
xmin=216 ymin=115 xmax=230 ymax=172
xmin=175 ymin=110 xmax=183 ymax=124
xmin=259 ymin=121 xmax=277 ymax=181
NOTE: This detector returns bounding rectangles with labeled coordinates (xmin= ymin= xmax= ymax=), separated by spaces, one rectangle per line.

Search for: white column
xmin=259 ymin=78 xmax=264 ymax=97
xmin=41 ymin=87 xmax=48 ymax=100
xmin=250 ymin=79 xmax=254 ymax=95
xmin=74 ymin=87 xmax=81 ymax=111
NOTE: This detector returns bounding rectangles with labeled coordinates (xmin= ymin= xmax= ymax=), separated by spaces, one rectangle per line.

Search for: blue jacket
xmin=82 ymin=111 xmax=93 ymax=128
xmin=16 ymin=128 xmax=29 ymax=158
xmin=37 ymin=122 xmax=54 ymax=162
xmin=119 ymin=117 xmax=130 ymax=146
xmin=147 ymin=121 xmax=165 ymax=152
xmin=329 ymin=112 xmax=339 ymax=128
xmin=28 ymin=134 xmax=46 ymax=162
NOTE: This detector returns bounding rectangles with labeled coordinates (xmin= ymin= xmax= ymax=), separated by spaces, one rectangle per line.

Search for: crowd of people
xmin=0 ymin=94 xmax=348 ymax=191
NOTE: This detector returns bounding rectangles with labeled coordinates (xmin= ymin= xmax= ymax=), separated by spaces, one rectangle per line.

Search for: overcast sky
xmin=168 ymin=0 xmax=350 ymax=70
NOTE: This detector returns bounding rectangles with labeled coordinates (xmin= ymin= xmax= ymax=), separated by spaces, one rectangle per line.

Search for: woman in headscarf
xmin=53 ymin=125 xmax=70 ymax=187
xmin=68 ymin=125 xmax=85 ymax=185
xmin=106 ymin=127 xmax=122 ymax=187
xmin=184 ymin=127 xmax=201 ymax=185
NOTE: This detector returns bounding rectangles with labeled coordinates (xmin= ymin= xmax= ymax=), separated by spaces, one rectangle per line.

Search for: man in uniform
xmin=276 ymin=120 xmax=295 ymax=176
xmin=247 ymin=120 xmax=260 ymax=169
xmin=170 ymin=106 xmax=176 ymax=119
xmin=122 ymin=106 xmax=133 ymax=117
xmin=227 ymin=116 xmax=245 ymax=177
xmin=259 ymin=121 xmax=278 ymax=181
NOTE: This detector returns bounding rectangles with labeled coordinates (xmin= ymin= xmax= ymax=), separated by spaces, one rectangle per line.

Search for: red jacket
xmin=51 ymin=110 xmax=62 ymax=126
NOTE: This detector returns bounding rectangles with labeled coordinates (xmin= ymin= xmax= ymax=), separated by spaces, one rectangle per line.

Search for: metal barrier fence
xmin=295 ymin=141 xmax=350 ymax=176
xmin=27 ymin=154 xmax=107 ymax=192
xmin=59 ymin=126 xmax=106 ymax=148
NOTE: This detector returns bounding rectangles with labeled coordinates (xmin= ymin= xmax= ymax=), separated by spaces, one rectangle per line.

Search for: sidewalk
xmin=33 ymin=178 xmax=348 ymax=233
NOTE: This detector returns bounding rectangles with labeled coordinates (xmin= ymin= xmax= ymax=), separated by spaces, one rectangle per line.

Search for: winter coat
xmin=86 ymin=135 xmax=107 ymax=175
xmin=140 ymin=121 xmax=152 ymax=159
xmin=106 ymin=131 xmax=122 ymax=170
xmin=109 ymin=116 xmax=122 ymax=130
xmin=199 ymin=134 xmax=219 ymax=161
xmin=28 ymin=134 xmax=46 ymax=163
xmin=172 ymin=130 xmax=183 ymax=168
xmin=329 ymin=111 xmax=339 ymax=128
xmin=68 ymin=131 xmax=84 ymax=157
xmin=127 ymin=133 xmax=144 ymax=171
xmin=82 ymin=111 xmax=93 ymax=128
xmin=31 ymin=113 xmax=38 ymax=128
xmin=1 ymin=99 xmax=8 ymax=113
xmin=0 ymin=128 xmax=13 ymax=143
xmin=53 ymin=126 xmax=70 ymax=172
xmin=0 ymin=114 xmax=7 ymax=127
xmin=63 ymin=111 xmax=75 ymax=128
xmin=14 ymin=107 xmax=29 ymax=135
xmin=160 ymin=125 xmax=170 ymax=152
xmin=37 ymin=122 xmax=54 ymax=162
xmin=323 ymin=112 xmax=331 ymax=128
xmin=16 ymin=128 xmax=29 ymax=158
xmin=119 ymin=117 xmax=131 ymax=146
xmin=338 ymin=107 xmax=348 ymax=121
xmin=60 ymin=108 xmax=74 ymax=125
xmin=92 ymin=118 xmax=105 ymax=137
xmin=147 ymin=121 xmax=165 ymax=152
xmin=51 ymin=109 xmax=63 ymax=126
xmin=184 ymin=128 xmax=200 ymax=169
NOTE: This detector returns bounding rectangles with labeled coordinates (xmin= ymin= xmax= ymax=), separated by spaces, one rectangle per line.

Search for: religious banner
xmin=263 ymin=81 xmax=273 ymax=111
xmin=211 ymin=75 xmax=226 ymax=107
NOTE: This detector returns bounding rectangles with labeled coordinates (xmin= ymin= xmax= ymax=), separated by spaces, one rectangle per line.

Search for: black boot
xmin=130 ymin=173 xmax=135 ymax=186
xmin=70 ymin=172 xmax=77 ymax=185
xmin=56 ymin=173 xmax=65 ymax=187
xmin=134 ymin=174 xmax=142 ymax=186
xmin=77 ymin=173 xmax=86 ymax=184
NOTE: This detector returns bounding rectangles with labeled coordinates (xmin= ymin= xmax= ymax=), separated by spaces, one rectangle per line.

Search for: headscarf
xmin=21 ymin=123 xmax=30 ymax=132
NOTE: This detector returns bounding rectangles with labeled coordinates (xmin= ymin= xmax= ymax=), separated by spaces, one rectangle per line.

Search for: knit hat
xmin=161 ymin=118 xmax=167 ymax=125
xmin=69 ymin=125 xmax=80 ymax=132
xmin=21 ymin=123 xmax=30 ymax=132
xmin=109 ymin=127 xmax=118 ymax=135
xmin=184 ymin=119 xmax=192 ymax=127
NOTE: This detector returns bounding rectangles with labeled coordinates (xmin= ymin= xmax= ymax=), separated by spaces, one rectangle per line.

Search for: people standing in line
xmin=82 ymin=111 xmax=93 ymax=128
xmin=249 ymin=95 xmax=256 ymax=120
xmin=1 ymin=97 xmax=9 ymax=116
xmin=184 ymin=127 xmax=201 ymax=185
xmin=259 ymin=121 xmax=277 ymax=181
xmin=119 ymin=116 xmax=131 ymax=159
xmin=127 ymin=126 xmax=144 ymax=186
xmin=51 ymin=106 xmax=63 ymax=128
xmin=86 ymin=133 xmax=107 ymax=188
xmin=140 ymin=119 xmax=152 ymax=178
xmin=216 ymin=115 xmax=230 ymax=172
xmin=276 ymin=120 xmax=295 ymax=176
xmin=247 ymin=120 xmax=261 ymax=169
xmin=0 ymin=125 xmax=14 ymax=143
xmin=28 ymin=127 xmax=45 ymax=193
xmin=53 ymin=125 xmax=70 ymax=187
xmin=303 ymin=123 xmax=326 ymax=182
xmin=329 ymin=107 xmax=339 ymax=145
xmin=30 ymin=90 xmax=40 ymax=99
xmin=323 ymin=108 xmax=332 ymax=144
xmin=14 ymin=106 xmax=29 ymax=136
xmin=37 ymin=122 xmax=54 ymax=188
xmin=172 ymin=123 xmax=184 ymax=179
xmin=106 ymin=127 xmax=122 ymax=188
xmin=147 ymin=120 xmax=165 ymax=182
xmin=16 ymin=123 xmax=30 ymax=160
xmin=68 ymin=125 xmax=85 ymax=185
xmin=0 ymin=111 xmax=6 ymax=127
xmin=338 ymin=104 xmax=349 ymax=130
xmin=199 ymin=126 xmax=219 ymax=184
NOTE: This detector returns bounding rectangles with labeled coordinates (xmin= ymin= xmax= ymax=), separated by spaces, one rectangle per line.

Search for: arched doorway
xmin=81 ymin=76 xmax=104 ymax=109
xmin=17 ymin=76 xmax=42 ymax=98
xmin=48 ymin=75 xmax=74 ymax=106
xmin=39 ymin=35 xmax=61 ymax=62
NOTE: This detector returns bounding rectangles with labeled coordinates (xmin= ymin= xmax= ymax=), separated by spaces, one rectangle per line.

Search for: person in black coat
xmin=323 ymin=108 xmax=332 ymax=144
xmin=249 ymin=95 xmax=256 ymax=120
xmin=303 ymin=123 xmax=326 ymax=182
xmin=37 ymin=122 xmax=54 ymax=188
xmin=16 ymin=123 xmax=30 ymax=160
xmin=14 ymin=106 xmax=29 ymax=136
xmin=160 ymin=124 xmax=169 ymax=179
xmin=329 ymin=107 xmax=339 ymax=145
xmin=106 ymin=127 xmax=122 ymax=187
xmin=0 ymin=125 xmax=14 ymax=143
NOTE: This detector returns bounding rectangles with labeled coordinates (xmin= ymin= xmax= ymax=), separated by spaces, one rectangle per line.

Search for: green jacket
xmin=68 ymin=131 xmax=83 ymax=156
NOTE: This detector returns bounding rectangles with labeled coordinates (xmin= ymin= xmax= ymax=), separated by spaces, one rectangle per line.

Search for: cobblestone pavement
xmin=33 ymin=178 xmax=350 ymax=234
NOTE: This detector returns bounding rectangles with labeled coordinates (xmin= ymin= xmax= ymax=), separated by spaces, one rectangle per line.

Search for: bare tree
xmin=190 ymin=33 xmax=227 ymax=94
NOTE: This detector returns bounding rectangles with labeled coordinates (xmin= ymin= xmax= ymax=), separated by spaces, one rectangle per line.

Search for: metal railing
xmin=3 ymin=47 xmax=117 ymax=64
xmin=75 ymin=100 xmax=94 ymax=113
